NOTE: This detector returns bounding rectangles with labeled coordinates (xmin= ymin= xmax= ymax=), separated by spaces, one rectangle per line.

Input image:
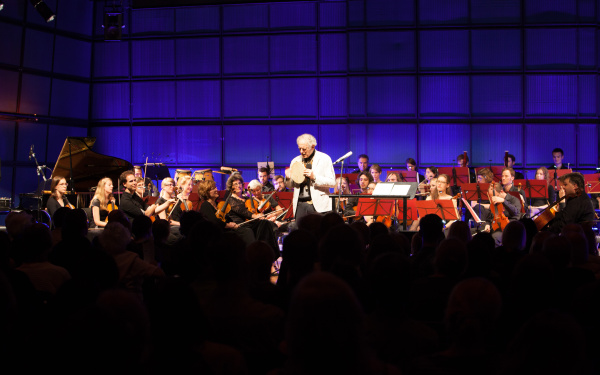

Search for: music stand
xmin=372 ymin=181 xmax=418 ymax=230
xmin=514 ymin=179 xmax=547 ymax=207
xmin=415 ymin=199 xmax=460 ymax=224
xmin=396 ymin=198 xmax=418 ymax=226
xmin=272 ymin=191 xmax=294 ymax=220
xmin=488 ymin=166 xmax=504 ymax=182
xmin=355 ymin=197 xmax=395 ymax=218
xmin=461 ymin=182 xmax=491 ymax=225
xmin=549 ymin=169 xmax=572 ymax=190
xmin=438 ymin=167 xmax=470 ymax=189
xmin=584 ymin=173 xmax=600 ymax=194
xmin=145 ymin=163 xmax=171 ymax=190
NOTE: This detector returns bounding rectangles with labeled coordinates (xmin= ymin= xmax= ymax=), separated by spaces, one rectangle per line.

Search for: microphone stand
xmin=336 ymin=158 xmax=344 ymax=215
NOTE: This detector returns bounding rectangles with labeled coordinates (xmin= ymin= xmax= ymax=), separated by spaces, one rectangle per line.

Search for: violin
xmin=245 ymin=190 xmax=259 ymax=215
xmin=532 ymin=195 xmax=565 ymax=231
xmin=490 ymin=187 xmax=509 ymax=232
xmin=216 ymin=194 xmax=232 ymax=222
xmin=104 ymin=201 xmax=118 ymax=222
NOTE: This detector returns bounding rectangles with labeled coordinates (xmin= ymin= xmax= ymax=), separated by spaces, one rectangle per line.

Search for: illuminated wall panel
xmin=418 ymin=124 xmax=470 ymax=165
xmin=50 ymin=79 xmax=89 ymax=120
xmin=319 ymin=33 xmax=347 ymax=73
xmin=90 ymin=126 xmax=132 ymax=162
xmin=470 ymin=0 xmax=521 ymax=24
xmin=525 ymin=124 xmax=576 ymax=166
xmin=223 ymin=36 xmax=269 ymax=75
xmin=55 ymin=1 xmax=94 ymax=36
xmin=132 ymin=8 xmax=175 ymax=34
xmin=93 ymin=42 xmax=130 ymax=78
xmin=419 ymin=76 xmax=470 ymax=117
xmin=271 ymin=78 xmax=317 ymax=118
xmin=471 ymin=29 xmax=522 ymax=70
xmin=176 ymin=126 xmax=222 ymax=164
xmin=420 ymin=30 xmax=469 ymax=70
xmin=419 ymin=0 xmax=469 ymax=24
xmin=223 ymin=79 xmax=269 ymax=118
xmin=578 ymin=125 xmax=598 ymax=166
xmin=320 ymin=78 xmax=347 ymax=118
xmin=319 ymin=2 xmax=346 ymax=28
xmin=525 ymin=75 xmax=577 ymax=116
xmin=319 ymin=125 xmax=350 ymax=164
xmin=223 ymin=4 xmax=268 ymax=31
xmin=270 ymin=2 xmax=316 ymax=29
xmin=132 ymin=126 xmax=177 ymax=165
xmin=176 ymin=38 xmax=220 ymax=76
xmin=176 ymin=80 xmax=221 ymax=119
xmin=471 ymin=124 xmax=523 ymax=167
xmin=348 ymin=32 xmax=366 ymax=71
xmin=365 ymin=0 xmax=415 ymax=26
xmin=526 ymin=29 xmax=577 ymax=69
xmin=471 ymin=75 xmax=522 ymax=117
xmin=131 ymin=81 xmax=176 ymax=119
xmin=175 ymin=6 xmax=220 ymax=33
xmin=23 ymin=29 xmax=54 ymax=72
xmin=132 ymin=40 xmax=175 ymax=77
xmin=271 ymin=125 xmax=319 ymax=164
xmin=54 ymin=36 xmax=91 ymax=78
xmin=525 ymin=0 xmax=577 ymax=23
xmin=91 ymin=82 xmax=130 ymax=120
xmin=578 ymin=75 xmax=598 ymax=116
xmin=270 ymin=34 xmax=317 ymax=73
xmin=579 ymin=28 xmax=597 ymax=69
xmin=367 ymin=76 xmax=416 ymax=117
xmin=367 ymin=31 xmax=415 ymax=71
xmin=223 ymin=125 xmax=270 ymax=165
xmin=367 ymin=124 xmax=417 ymax=165
xmin=348 ymin=77 xmax=366 ymax=117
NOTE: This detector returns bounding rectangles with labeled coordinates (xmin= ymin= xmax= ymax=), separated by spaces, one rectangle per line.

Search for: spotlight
xmin=30 ymin=0 xmax=56 ymax=22
xmin=0 ymin=2 xmax=4 ymax=11
xmin=103 ymin=12 xmax=123 ymax=41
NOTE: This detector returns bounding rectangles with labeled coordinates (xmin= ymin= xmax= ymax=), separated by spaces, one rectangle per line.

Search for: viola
xmin=532 ymin=195 xmax=565 ymax=231
xmin=105 ymin=201 xmax=118 ymax=222
xmin=216 ymin=194 xmax=232 ymax=222
xmin=490 ymin=188 xmax=509 ymax=232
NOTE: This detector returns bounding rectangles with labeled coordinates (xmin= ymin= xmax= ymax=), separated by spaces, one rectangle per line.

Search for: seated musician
xmin=465 ymin=168 xmax=494 ymax=224
xmin=343 ymin=171 xmax=373 ymax=221
xmin=506 ymin=154 xmax=524 ymax=180
xmin=197 ymin=179 xmax=238 ymax=231
xmin=418 ymin=166 xmax=438 ymax=196
xmin=406 ymin=158 xmax=425 ymax=183
xmin=547 ymin=172 xmax=595 ymax=233
xmin=153 ymin=177 xmax=178 ymax=223
xmin=482 ymin=182 xmax=521 ymax=233
xmin=501 ymin=167 xmax=527 ymax=216
xmin=168 ymin=175 xmax=194 ymax=225
xmin=46 ymin=176 xmax=74 ymax=219
xmin=134 ymin=165 xmax=158 ymax=197
xmin=258 ymin=167 xmax=275 ymax=192
xmin=118 ymin=170 xmax=157 ymax=224
xmin=90 ymin=177 xmax=116 ymax=228
xmin=370 ymin=164 xmax=384 ymax=184
xmin=352 ymin=154 xmax=369 ymax=174
xmin=456 ymin=153 xmax=476 ymax=183
xmin=247 ymin=179 xmax=286 ymax=225
xmin=409 ymin=174 xmax=458 ymax=232
xmin=386 ymin=172 xmax=400 ymax=182
xmin=333 ymin=176 xmax=351 ymax=213
xmin=274 ymin=175 xmax=291 ymax=192
xmin=528 ymin=167 xmax=556 ymax=218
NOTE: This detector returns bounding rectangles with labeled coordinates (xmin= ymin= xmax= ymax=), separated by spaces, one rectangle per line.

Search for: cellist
xmin=482 ymin=182 xmax=521 ymax=244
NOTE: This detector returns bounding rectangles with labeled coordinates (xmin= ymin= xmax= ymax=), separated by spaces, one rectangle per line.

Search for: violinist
xmin=406 ymin=158 xmax=425 ymax=183
xmin=247 ymin=180 xmax=285 ymax=222
xmin=547 ymin=172 xmax=595 ymax=234
xmin=119 ymin=170 xmax=157 ymax=224
xmin=134 ymin=165 xmax=158 ymax=197
xmin=342 ymin=171 xmax=373 ymax=222
xmin=333 ymin=176 xmax=351 ymax=213
xmin=528 ymin=167 xmax=556 ymax=218
xmin=168 ymin=175 xmax=194 ymax=225
xmin=153 ymin=177 xmax=178 ymax=222
xmin=197 ymin=179 xmax=238 ymax=231
xmin=46 ymin=176 xmax=74 ymax=219
xmin=90 ymin=177 xmax=116 ymax=228
xmin=417 ymin=166 xmax=438 ymax=196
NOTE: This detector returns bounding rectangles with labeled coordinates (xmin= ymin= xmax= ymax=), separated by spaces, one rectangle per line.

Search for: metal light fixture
xmin=102 ymin=12 xmax=123 ymax=41
xmin=30 ymin=0 xmax=56 ymax=22
xmin=0 ymin=1 xmax=4 ymax=11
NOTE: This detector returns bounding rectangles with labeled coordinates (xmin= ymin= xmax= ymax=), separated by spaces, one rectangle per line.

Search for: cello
xmin=489 ymin=185 xmax=509 ymax=232
xmin=532 ymin=195 xmax=565 ymax=231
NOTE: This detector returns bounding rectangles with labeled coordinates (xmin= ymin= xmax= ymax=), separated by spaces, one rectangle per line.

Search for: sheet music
xmin=372 ymin=182 xmax=395 ymax=196
xmin=391 ymin=184 xmax=411 ymax=196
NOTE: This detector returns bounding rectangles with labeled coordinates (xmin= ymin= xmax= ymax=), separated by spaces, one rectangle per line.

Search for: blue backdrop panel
xmin=419 ymin=76 xmax=470 ymax=117
xmin=23 ymin=29 xmax=54 ymax=72
xmin=132 ymin=81 xmax=176 ymax=119
xmin=525 ymin=75 xmax=577 ymax=116
xmin=320 ymin=78 xmax=347 ymax=117
xmin=46 ymin=125 xmax=88 ymax=165
xmin=15 ymin=167 xmax=40 ymax=206
xmin=175 ymin=6 xmax=220 ymax=33
xmin=51 ymin=79 xmax=89 ymax=120
xmin=176 ymin=80 xmax=221 ymax=118
xmin=419 ymin=0 xmax=469 ymax=24
xmin=223 ymin=36 xmax=269 ymax=75
xmin=0 ymin=23 xmax=22 ymax=66
xmin=0 ymin=166 xmax=13 ymax=201
xmin=223 ymin=4 xmax=268 ymax=31
xmin=349 ymin=77 xmax=366 ymax=117
xmin=470 ymin=0 xmax=521 ymax=24
xmin=577 ymin=125 xmax=598 ymax=166
xmin=319 ymin=125 xmax=350 ymax=165
xmin=525 ymin=0 xmax=577 ymax=23
xmin=53 ymin=36 xmax=91 ymax=78
xmin=579 ymin=75 xmax=598 ymax=116
xmin=17 ymin=122 xmax=48 ymax=162
xmin=20 ymin=74 xmax=51 ymax=116
xmin=91 ymin=126 xmax=132 ymax=162
xmin=367 ymin=124 xmax=417 ymax=165
xmin=270 ymin=2 xmax=316 ymax=29
xmin=271 ymin=78 xmax=317 ymax=118
xmin=348 ymin=0 xmax=364 ymax=27
xmin=0 ymin=69 xmax=19 ymax=113
xmin=367 ymin=76 xmax=416 ymax=117
xmin=471 ymin=124 xmax=523 ymax=167
xmin=26 ymin=0 xmax=56 ymax=26
xmin=365 ymin=0 xmax=415 ymax=26
xmin=55 ymin=0 xmax=94 ymax=36
xmin=176 ymin=37 xmax=220 ymax=76
xmin=132 ymin=8 xmax=175 ymax=34
xmin=319 ymin=2 xmax=346 ymax=29
xmin=471 ymin=75 xmax=522 ymax=116
xmin=132 ymin=40 xmax=175 ymax=77
xmin=348 ymin=32 xmax=366 ymax=71
xmin=93 ymin=42 xmax=130 ymax=78
xmin=272 ymin=125 xmax=319 ymax=165
xmin=176 ymin=126 xmax=222 ymax=164
xmin=319 ymin=33 xmax=347 ymax=73
xmin=91 ymin=82 xmax=130 ymax=120
xmin=348 ymin=124 xmax=367 ymax=159
xmin=223 ymin=79 xmax=269 ymax=118
xmin=270 ymin=34 xmax=317 ymax=73
xmin=579 ymin=28 xmax=596 ymax=69
xmin=578 ymin=0 xmax=596 ymax=22
xmin=526 ymin=29 xmax=577 ymax=69
xmin=0 ymin=121 xmax=15 ymax=161
xmin=223 ymin=125 xmax=270 ymax=165
xmin=367 ymin=31 xmax=415 ymax=71
xmin=525 ymin=124 xmax=576 ymax=166
xmin=420 ymin=30 xmax=469 ymax=70
xmin=93 ymin=1 xmax=128 ymax=39
xmin=132 ymin=126 xmax=177 ymax=164
xmin=471 ymin=29 xmax=522 ymax=70
xmin=418 ymin=124 xmax=471 ymax=165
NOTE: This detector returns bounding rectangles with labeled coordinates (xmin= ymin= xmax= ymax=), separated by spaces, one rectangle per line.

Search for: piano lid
xmin=51 ymin=137 xmax=133 ymax=192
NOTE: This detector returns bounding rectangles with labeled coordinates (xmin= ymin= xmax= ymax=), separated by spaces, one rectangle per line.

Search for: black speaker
xmin=103 ymin=12 xmax=123 ymax=41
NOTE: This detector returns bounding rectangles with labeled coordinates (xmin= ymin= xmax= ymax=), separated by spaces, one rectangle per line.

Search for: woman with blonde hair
xmin=154 ymin=177 xmax=177 ymax=221
xmin=90 ymin=177 xmax=116 ymax=228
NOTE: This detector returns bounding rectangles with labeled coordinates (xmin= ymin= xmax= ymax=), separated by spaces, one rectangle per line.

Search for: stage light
xmin=0 ymin=2 xmax=4 ymax=11
xmin=30 ymin=0 xmax=56 ymax=22
xmin=103 ymin=12 xmax=123 ymax=41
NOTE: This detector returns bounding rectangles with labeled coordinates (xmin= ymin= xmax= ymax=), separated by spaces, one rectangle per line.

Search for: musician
xmin=247 ymin=179 xmax=285 ymax=221
xmin=46 ymin=176 xmax=73 ymax=219
xmin=418 ymin=166 xmax=438 ymax=195
xmin=409 ymin=174 xmax=458 ymax=232
xmin=352 ymin=154 xmax=369 ymax=173
xmin=333 ymin=176 xmax=351 ymax=212
xmin=90 ymin=177 xmax=116 ymax=228
xmin=506 ymin=154 xmax=524 ymax=180
xmin=274 ymin=175 xmax=290 ymax=192
xmin=153 ymin=177 xmax=178 ymax=222
xmin=456 ymin=153 xmax=477 ymax=183
xmin=169 ymin=175 xmax=194 ymax=225
xmin=284 ymin=133 xmax=336 ymax=222
xmin=482 ymin=182 xmax=521 ymax=233
xmin=342 ymin=171 xmax=373 ymax=221
xmin=528 ymin=167 xmax=556 ymax=218
xmin=133 ymin=165 xmax=158 ymax=197
xmin=550 ymin=148 xmax=569 ymax=170
xmin=501 ymin=167 xmax=527 ymax=215
xmin=547 ymin=172 xmax=595 ymax=234
xmin=406 ymin=158 xmax=425 ymax=183
xmin=370 ymin=164 xmax=383 ymax=184
xmin=258 ymin=167 xmax=274 ymax=192
xmin=118 ymin=170 xmax=157 ymax=224
xmin=386 ymin=172 xmax=400 ymax=182
xmin=197 ymin=179 xmax=238 ymax=231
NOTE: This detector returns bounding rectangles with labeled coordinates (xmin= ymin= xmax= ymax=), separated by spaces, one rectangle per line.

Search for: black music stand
xmin=415 ymin=200 xmax=460 ymax=225
xmin=461 ymin=183 xmax=490 ymax=223
xmin=514 ymin=179 xmax=547 ymax=207
xmin=145 ymin=163 xmax=171 ymax=190
xmin=438 ymin=167 xmax=470 ymax=191
xmin=584 ymin=173 xmax=600 ymax=194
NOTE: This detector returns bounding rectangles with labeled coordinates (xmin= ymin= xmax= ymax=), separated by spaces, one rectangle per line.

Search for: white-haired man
xmin=285 ymin=134 xmax=336 ymax=222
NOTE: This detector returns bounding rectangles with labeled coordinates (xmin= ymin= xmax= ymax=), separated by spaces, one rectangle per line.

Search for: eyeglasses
xmin=58 ymin=182 xmax=68 ymax=186
xmin=163 ymin=183 xmax=173 ymax=187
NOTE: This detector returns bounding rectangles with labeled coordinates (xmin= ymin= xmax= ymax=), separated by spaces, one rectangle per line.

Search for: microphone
xmin=29 ymin=145 xmax=34 ymax=160
xmin=333 ymin=151 xmax=353 ymax=164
